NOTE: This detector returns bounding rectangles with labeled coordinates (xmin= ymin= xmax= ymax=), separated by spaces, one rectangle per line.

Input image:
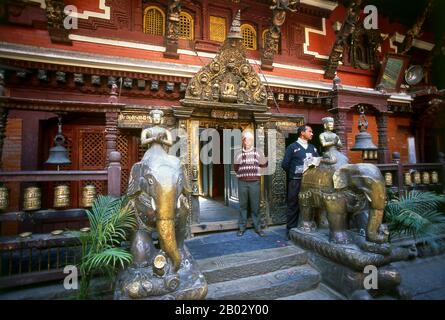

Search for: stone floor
xmin=198 ymin=197 xmax=239 ymax=223
xmin=392 ymin=254 xmax=445 ymax=300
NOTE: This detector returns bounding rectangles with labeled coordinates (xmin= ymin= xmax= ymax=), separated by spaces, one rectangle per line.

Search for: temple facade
xmin=0 ymin=0 xmax=444 ymax=235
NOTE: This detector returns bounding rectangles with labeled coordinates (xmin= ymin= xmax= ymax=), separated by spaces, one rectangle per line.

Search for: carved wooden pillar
xmin=44 ymin=0 xmax=72 ymax=44
xmin=202 ymin=0 xmax=209 ymax=41
xmin=0 ymin=107 xmax=8 ymax=170
xmin=261 ymin=8 xmax=286 ymax=71
xmin=105 ymin=112 xmax=119 ymax=165
xmin=164 ymin=0 xmax=181 ymax=59
xmin=254 ymin=112 xmax=271 ymax=228
xmin=376 ymin=112 xmax=390 ymax=163
xmin=0 ymin=72 xmax=7 ymax=170
xmin=331 ymin=109 xmax=348 ymax=152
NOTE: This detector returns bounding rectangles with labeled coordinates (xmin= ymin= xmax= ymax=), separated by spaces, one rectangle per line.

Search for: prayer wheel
xmin=54 ymin=185 xmax=70 ymax=208
xmin=431 ymin=171 xmax=439 ymax=184
xmin=0 ymin=186 xmax=9 ymax=211
xmin=422 ymin=172 xmax=430 ymax=185
xmin=82 ymin=185 xmax=97 ymax=208
xmin=23 ymin=187 xmax=41 ymax=211
xmin=404 ymin=172 xmax=412 ymax=186
xmin=413 ymin=171 xmax=421 ymax=185
xmin=384 ymin=172 xmax=393 ymax=186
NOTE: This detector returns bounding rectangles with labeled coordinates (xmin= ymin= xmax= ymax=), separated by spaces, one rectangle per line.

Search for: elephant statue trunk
xmin=364 ymin=179 xmax=388 ymax=244
xmin=156 ymin=185 xmax=181 ymax=272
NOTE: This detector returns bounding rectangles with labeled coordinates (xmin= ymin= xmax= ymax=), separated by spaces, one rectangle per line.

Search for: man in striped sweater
xmin=233 ymin=131 xmax=268 ymax=237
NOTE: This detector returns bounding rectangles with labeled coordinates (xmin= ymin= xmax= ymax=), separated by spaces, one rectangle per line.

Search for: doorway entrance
xmin=192 ymin=122 xmax=256 ymax=233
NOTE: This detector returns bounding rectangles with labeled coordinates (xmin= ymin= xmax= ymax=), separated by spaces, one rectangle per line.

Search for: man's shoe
xmin=237 ymin=230 xmax=245 ymax=237
xmin=255 ymin=229 xmax=265 ymax=237
xmin=285 ymin=230 xmax=290 ymax=240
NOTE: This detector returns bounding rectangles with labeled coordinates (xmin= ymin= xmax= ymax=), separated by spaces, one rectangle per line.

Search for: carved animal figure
xmin=298 ymin=163 xmax=388 ymax=245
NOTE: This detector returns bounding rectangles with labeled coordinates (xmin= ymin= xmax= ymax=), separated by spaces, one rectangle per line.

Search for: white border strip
xmin=300 ymin=0 xmax=338 ymax=11
xmin=303 ymin=18 xmax=329 ymax=60
xmin=390 ymin=32 xmax=435 ymax=53
xmin=71 ymin=35 xmax=325 ymax=75
xmin=29 ymin=0 xmax=111 ymax=20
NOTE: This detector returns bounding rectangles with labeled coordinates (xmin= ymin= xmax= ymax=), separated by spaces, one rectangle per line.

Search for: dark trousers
xmin=286 ymin=179 xmax=302 ymax=231
xmin=238 ymin=180 xmax=261 ymax=231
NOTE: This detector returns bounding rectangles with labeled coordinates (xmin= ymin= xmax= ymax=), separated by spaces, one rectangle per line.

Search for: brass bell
xmin=23 ymin=187 xmax=41 ymax=211
xmin=45 ymin=116 xmax=71 ymax=167
xmin=351 ymin=106 xmax=378 ymax=157
xmin=0 ymin=185 xmax=9 ymax=211
xmin=82 ymin=184 xmax=97 ymax=208
xmin=54 ymin=185 xmax=70 ymax=208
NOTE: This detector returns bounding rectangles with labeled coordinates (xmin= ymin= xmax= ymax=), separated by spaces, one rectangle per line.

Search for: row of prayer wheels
xmin=384 ymin=171 xmax=440 ymax=187
xmin=0 ymin=184 xmax=97 ymax=211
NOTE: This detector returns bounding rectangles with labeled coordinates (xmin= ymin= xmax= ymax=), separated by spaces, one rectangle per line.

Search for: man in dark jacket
xmin=281 ymin=125 xmax=319 ymax=239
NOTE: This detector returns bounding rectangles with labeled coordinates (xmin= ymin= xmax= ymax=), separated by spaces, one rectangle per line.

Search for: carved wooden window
xmin=143 ymin=6 xmax=165 ymax=36
xmin=210 ymin=16 xmax=226 ymax=42
xmin=241 ymin=24 xmax=257 ymax=50
xmin=179 ymin=12 xmax=194 ymax=40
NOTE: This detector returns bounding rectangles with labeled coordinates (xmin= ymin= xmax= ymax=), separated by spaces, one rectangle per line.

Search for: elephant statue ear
xmin=127 ymin=163 xmax=142 ymax=197
xmin=333 ymin=167 xmax=348 ymax=189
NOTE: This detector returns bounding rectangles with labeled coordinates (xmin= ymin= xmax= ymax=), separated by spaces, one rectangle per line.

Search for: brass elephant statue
xmin=298 ymin=163 xmax=388 ymax=245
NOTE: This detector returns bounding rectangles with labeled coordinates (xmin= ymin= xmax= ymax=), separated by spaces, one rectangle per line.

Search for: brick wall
xmin=1 ymin=118 xmax=22 ymax=235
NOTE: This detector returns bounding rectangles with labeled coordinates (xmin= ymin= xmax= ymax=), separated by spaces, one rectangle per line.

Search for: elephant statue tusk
xmin=151 ymin=197 xmax=157 ymax=211
xmin=364 ymin=192 xmax=372 ymax=203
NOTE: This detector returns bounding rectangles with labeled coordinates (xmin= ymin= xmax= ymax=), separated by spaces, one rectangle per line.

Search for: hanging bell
xmin=45 ymin=134 xmax=71 ymax=165
xmin=351 ymin=106 xmax=378 ymax=153
xmin=351 ymin=130 xmax=378 ymax=152
xmin=46 ymin=116 xmax=71 ymax=166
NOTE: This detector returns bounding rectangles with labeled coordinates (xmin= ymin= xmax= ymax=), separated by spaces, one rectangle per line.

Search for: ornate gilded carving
xmin=182 ymin=11 xmax=267 ymax=110
xmin=44 ymin=0 xmax=72 ymax=44
xmin=210 ymin=110 xmax=238 ymax=120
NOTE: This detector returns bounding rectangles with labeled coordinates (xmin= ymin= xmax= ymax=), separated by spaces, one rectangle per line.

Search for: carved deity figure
xmin=141 ymin=110 xmax=173 ymax=153
xmin=237 ymin=80 xmax=250 ymax=104
xmin=319 ymin=117 xmax=349 ymax=169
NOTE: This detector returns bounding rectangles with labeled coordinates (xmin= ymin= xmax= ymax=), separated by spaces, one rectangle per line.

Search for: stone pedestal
xmin=114 ymin=246 xmax=207 ymax=300
xmin=290 ymin=228 xmax=416 ymax=299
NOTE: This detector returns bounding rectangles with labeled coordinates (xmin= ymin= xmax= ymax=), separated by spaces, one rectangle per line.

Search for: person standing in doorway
xmin=234 ymin=130 xmax=268 ymax=237
xmin=281 ymin=125 xmax=319 ymax=239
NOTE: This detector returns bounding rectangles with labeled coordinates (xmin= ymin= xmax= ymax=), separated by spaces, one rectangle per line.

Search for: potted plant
xmin=77 ymin=195 xmax=136 ymax=299
xmin=384 ymin=190 xmax=445 ymax=253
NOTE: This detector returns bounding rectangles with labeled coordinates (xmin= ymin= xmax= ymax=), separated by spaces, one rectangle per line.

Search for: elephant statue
xmin=114 ymin=123 xmax=207 ymax=300
xmin=298 ymin=163 xmax=389 ymax=245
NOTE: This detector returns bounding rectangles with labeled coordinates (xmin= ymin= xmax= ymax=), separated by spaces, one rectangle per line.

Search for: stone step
xmin=206 ymin=265 xmax=320 ymax=300
xmin=276 ymin=284 xmax=345 ymax=300
xmin=197 ymin=246 xmax=307 ymax=284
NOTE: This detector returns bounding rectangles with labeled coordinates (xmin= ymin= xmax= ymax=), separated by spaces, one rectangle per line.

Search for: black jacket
xmin=281 ymin=141 xmax=319 ymax=179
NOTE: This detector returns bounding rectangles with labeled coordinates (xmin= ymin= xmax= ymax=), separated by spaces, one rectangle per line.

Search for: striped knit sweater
xmin=233 ymin=148 xmax=268 ymax=181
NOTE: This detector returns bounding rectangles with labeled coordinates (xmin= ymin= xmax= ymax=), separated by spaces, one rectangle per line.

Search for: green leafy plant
xmin=77 ymin=195 xmax=136 ymax=299
xmin=384 ymin=190 xmax=445 ymax=243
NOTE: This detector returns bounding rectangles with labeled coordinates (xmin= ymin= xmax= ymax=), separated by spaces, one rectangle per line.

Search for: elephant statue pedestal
xmin=289 ymin=228 xmax=416 ymax=299
xmin=114 ymin=246 xmax=207 ymax=300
